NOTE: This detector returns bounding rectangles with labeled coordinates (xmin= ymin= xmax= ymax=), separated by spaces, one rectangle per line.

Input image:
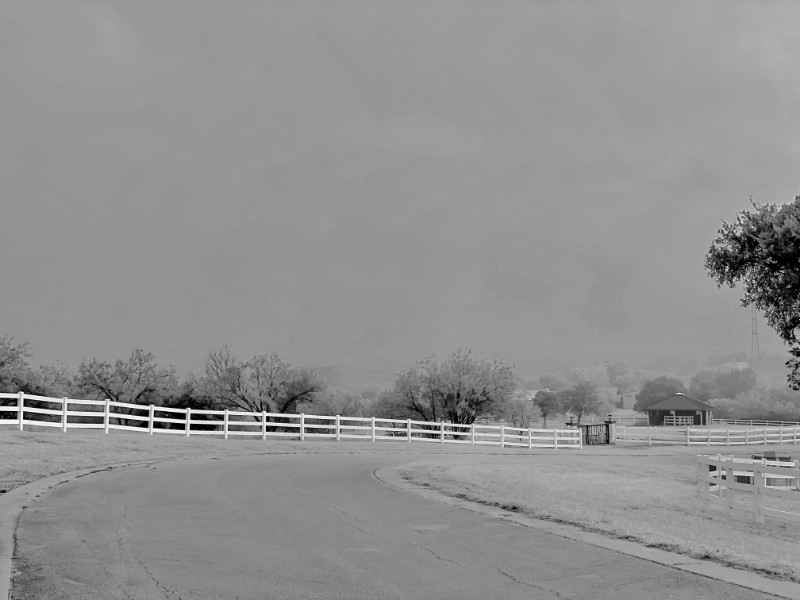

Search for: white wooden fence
xmin=616 ymin=425 xmax=800 ymax=446
xmin=713 ymin=418 xmax=800 ymax=427
xmin=697 ymin=454 xmax=800 ymax=524
xmin=0 ymin=392 xmax=582 ymax=450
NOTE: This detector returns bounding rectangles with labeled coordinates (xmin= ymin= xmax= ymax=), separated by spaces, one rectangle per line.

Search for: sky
xmin=2 ymin=0 xmax=799 ymax=381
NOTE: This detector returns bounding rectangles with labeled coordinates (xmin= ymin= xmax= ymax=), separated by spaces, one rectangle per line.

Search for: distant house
xmin=720 ymin=361 xmax=750 ymax=373
xmin=643 ymin=393 xmax=714 ymax=426
xmin=621 ymin=392 xmax=636 ymax=410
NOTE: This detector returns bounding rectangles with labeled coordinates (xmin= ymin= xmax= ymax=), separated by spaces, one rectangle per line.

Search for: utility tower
xmin=750 ymin=306 xmax=760 ymax=368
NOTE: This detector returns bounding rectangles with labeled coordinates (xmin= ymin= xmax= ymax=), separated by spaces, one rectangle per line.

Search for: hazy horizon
xmin=2 ymin=1 xmax=798 ymax=381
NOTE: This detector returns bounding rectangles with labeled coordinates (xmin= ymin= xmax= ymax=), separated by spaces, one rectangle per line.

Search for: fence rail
xmin=616 ymin=425 xmax=800 ymax=446
xmin=0 ymin=392 xmax=582 ymax=450
xmin=712 ymin=418 xmax=800 ymax=427
xmin=697 ymin=454 xmax=800 ymax=524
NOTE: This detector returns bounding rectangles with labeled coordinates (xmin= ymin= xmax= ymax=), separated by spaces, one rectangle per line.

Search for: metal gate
xmin=579 ymin=423 xmax=610 ymax=445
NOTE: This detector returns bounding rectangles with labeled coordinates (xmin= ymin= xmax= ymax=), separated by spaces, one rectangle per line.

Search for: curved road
xmin=12 ymin=454 xmax=778 ymax=599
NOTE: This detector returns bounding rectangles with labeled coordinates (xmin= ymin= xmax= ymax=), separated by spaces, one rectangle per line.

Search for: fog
xmin=2 ymin=1 xmax=798 ymax=381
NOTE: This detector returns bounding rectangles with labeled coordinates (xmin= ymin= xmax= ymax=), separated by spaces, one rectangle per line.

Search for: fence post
xmin=795 ymin=426 xmax=798 ymax=445
xmin=185 ymin=407 xmax=191 ymax=437
xmin=441 ymin=421 xmax=445 ymax=444
xmin=745 ymin=429 xmax=749 ymax=445
xmin=754 ymin=460 xmax=766 ymax=523
xmin=371 ymin=417 xmax=376 ymax=442
xmin=500 ymin=425 xmax=504 ymax=448
xmin=707 ymin=427 xmax=711 ymax=447
xmin=764 ymin=426 xmax=768 ymax=446
xmin=686 ymin=428 xmax=691 ymax=446
xmin=336 ymin=415 xmax=341 ymax=441
xmin=224 ymin=409 xmax=229 ymax=440
xmin=16 ymin=391 xmax=24 ymax=431
xmin=471 ymin=423 xmax=476 ymax=446
xmin=103 ymin=398 xmax=110 ymax=434
xmin=553 ymin=428 xmax=558 ymax=450
xmin=780 ymin=426 xmax=785 ymax=445
xmin=300 ymin=413 xmax=305 ymax=441
xmin=528 ymin=427 xmax=532 ymax=449
xmin=148 ymin=405 xmax=154 ymax=434
xmin=61 ymin=397 xmax=68 ymax=433
xmin=696 ymin=457 xmax=705 ymax=494
xmin=407 ymin=418 xmax=411 ymax=442
xmin=647 ymin=426 xmax=652 ymax=445
xmin=261 ymin=411 xmax=267 ymax=440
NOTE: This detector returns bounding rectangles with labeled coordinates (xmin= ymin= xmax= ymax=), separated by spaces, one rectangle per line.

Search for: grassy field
xmin=399 ymin=444 xmax=800 ymax=582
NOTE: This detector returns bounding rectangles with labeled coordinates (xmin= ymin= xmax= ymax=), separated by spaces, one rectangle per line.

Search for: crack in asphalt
xmin=496 ymin=567 xmax=573 ymax=599
xmin=119 ymin=503 xmax=184 ymax=600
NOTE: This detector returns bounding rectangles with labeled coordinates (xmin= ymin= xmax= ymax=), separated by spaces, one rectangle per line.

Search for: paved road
xmin=12 ymin=454 xmax=780 ymax=599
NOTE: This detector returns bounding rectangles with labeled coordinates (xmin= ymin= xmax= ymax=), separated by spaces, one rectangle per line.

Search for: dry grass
xmin=399 ymin=445 xmax=800 ymax=582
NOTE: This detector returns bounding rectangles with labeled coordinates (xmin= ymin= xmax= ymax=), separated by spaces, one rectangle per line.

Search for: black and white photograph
xmin=2 ymin=1 xmax=800 ymax=598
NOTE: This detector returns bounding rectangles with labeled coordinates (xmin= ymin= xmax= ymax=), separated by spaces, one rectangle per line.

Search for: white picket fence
xmin=616 ymin=425 xmax=800 ymax=446
xmin=0 ymin=392 xmax=582 ymax=450
xmin=697 ymin=454 xmax=800 ymax=524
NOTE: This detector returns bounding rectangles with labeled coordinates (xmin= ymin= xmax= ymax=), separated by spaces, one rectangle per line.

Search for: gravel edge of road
xmin=373 ymin=466 xmax=800 ymax=600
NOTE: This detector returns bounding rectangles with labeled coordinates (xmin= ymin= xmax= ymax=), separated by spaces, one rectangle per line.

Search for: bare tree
xmin=75 ymin=349 xmax=177 ymax=425
xmin=387 ymin=349 xmax=515 ymax=425
xmin=201 ymin=346 xmax=325 ymax=415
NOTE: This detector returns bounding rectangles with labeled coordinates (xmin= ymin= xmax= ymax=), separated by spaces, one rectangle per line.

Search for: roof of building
xmin=643 ymin=393 xmax=715 ymax=412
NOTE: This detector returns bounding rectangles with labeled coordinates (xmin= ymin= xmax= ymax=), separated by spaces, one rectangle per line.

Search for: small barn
xmin=643 ymin=393 xmax=714 ymax=426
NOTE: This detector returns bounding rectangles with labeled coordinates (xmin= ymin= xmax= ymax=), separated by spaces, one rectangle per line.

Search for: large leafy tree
xmin=558 ymin=380 xmax=602 ymax=424
xmin=633 ymin=376 xmax=687 ymax=411
xmin=387 ymin=349 xmax=515 ymax=425
xmin=202 ymin=346 xmax=324 ymax=415
xmin=706 ymin=197 xmax=800 ymax=387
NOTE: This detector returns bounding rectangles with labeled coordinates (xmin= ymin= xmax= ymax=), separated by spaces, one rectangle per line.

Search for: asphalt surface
xmin=10 ymin=454 xmax=785 ymax=600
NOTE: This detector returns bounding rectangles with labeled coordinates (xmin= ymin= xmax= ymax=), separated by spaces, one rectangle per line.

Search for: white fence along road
xmin=697 ymin=454 xmax=800 ymax=524
xmin=0 ymin=392 xmax=582 ymax=450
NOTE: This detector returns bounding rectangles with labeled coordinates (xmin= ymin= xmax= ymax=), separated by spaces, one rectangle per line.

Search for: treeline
xmin=0 ymin=336 xmax=620 ymax=427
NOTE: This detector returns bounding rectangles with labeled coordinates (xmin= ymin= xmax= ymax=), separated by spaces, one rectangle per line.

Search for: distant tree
xmin=298 ymin=388 xmax=366 ymax=418
xmin=558 ymin=380 xmax=601 ymax=424
xmin=493 ymin=390 xmax=538 ymax=428
xmin=634 ymin=376 xmax=687 ymax=411
xmin=76 ymin=349 xmax=177 ymax=406
xmin=715 ymin=368 xmax=757 ymax=399
xmin=162 ymin=378 xmax=220 ymax=430
xmin=706 ymin=197 xmax=800 ymax=387
xmin=0 ymin=336 xmax=46 ymax=394
xmin=688 ymin=370 xmax=717 ymax=402
xmin=386 ymin=349 xmax=515 ymax=425
xmin=38 ymin=362 xmax=75 ymax=398
xmin=533 ymin=390 xmax=561 ymax=428
xmin=201 ymin=346 xmax=325 ymax=416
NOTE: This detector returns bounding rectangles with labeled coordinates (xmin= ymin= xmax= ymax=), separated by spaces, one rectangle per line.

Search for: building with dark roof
xmin=642 ymin=393 xmax=714 ymax=426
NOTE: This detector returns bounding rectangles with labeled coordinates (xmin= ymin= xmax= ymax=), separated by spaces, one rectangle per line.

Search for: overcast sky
xmin=1 ymin=0 xmax=799 ymax=377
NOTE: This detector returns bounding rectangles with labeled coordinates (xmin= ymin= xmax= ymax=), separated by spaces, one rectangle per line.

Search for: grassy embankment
xmin=400 ymin=445 xmax=800 ymax=582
